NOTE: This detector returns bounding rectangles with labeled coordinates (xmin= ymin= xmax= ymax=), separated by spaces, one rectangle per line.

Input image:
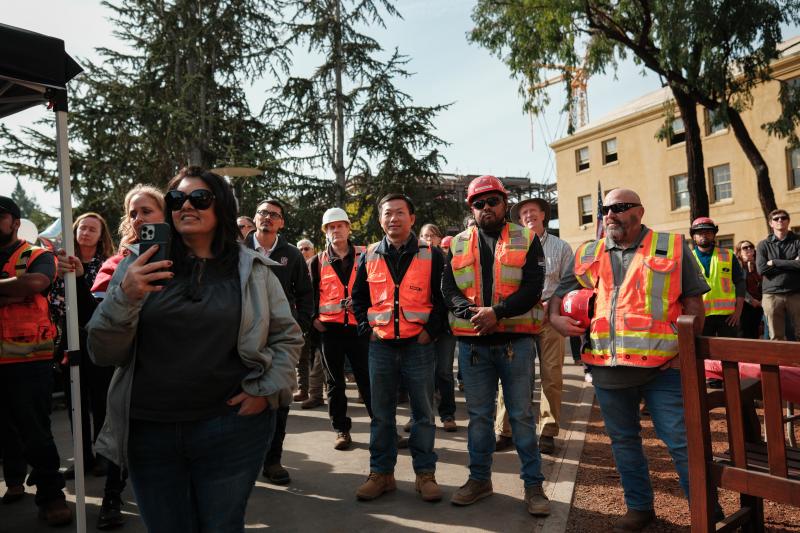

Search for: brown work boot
xmin=613 ymin=509 xmax=656 ymax=532
xmin=442 ymin=419 xmax=457 ymax=432
xmin=2 ymin=485 xmax=25 ymax=504
xmin=301 ymin=397 xmax=324 ymax=409
xmin=356 ymin=472 xmax=396 ymax=501
xmin=450 ymin=478 xmax=493 ymax=506
xmin=524 ymin=484 xmax=551 ymax=516
xmin=293 ymin=390 xmax=309 ymax=402
xmin=539 ymin=435 xmax=556 ymax=455
xmin=334 ymin=431 xmax=352 ymax=450
xmin=415 ymin=472 xmax=443 ymax=502
xmin=39 ymin=499 xmax=73 ymax=526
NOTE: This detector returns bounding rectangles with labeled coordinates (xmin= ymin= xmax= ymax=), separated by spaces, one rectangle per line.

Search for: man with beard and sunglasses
xmin=549 ymin=188 xmax=714 ymax=532
xmin=0 ymin=196 xmax=72 ymax=526
xmin=244 ymin=198 xmax=314 ymax=485
xmin=442 ymin=175 xmax=549 ymax=516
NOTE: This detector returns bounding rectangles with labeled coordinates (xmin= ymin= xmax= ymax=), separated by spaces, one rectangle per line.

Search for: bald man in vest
xmin=550 ymin=188 xmax=713 ymax=532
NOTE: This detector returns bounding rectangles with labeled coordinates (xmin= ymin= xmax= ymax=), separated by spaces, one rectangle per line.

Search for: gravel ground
xmin=566 ymin=400 xmax=800 ymax=532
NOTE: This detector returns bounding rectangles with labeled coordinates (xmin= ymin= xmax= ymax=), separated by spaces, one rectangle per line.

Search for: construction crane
xmin=529 ymin=59 xmax=590 ymax=134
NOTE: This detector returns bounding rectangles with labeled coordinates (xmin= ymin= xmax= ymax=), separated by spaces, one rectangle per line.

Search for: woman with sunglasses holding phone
xmin=735 ymin=240 xmax=763 ymax=339
xmin=87 ymin=167 xmax=302 ymax=532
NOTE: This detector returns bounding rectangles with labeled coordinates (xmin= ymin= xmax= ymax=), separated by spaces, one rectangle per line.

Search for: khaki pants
xmin=762 ymin=292 xmax=800 ymax=341
xmin=494 ymin=323 xmax=565 ymax=438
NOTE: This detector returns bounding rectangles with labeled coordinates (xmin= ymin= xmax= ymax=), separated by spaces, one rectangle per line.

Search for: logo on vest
xmin=408 ymin=285 xmax=423 ymax=292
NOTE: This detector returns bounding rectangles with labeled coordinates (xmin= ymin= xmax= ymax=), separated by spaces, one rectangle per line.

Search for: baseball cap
xmin=0 ymin=196 xmax=21 ymax=219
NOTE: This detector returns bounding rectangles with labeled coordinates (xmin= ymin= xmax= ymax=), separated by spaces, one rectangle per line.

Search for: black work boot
xmin=97 ymin=493 xmax=125 ymax=530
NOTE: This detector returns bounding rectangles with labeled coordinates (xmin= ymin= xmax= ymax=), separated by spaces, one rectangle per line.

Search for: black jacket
xmin=351 ymin=233 xmax=447 ymax=342
xmin=246 ymin=233 xmax=314 ymax=332
xmin=756 ymin=231 xmax=800 ymax=294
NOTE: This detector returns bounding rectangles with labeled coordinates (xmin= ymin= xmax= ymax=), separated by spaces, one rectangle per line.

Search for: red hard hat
xmin=561 ymin=288 xmax=595 ymax=329
xmin=466 ymin=175 xmax=508 ymax=204
xmin=690 ymin=216 xmax=718 ymax=235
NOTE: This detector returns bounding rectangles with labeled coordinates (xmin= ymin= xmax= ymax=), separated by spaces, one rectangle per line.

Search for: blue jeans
xmin=458 ymin=337 xmax=544 ymax=487
xmin=434 ymin=332 xmax=457 ymax=421
xmin=368 ymin=340 xmax=437 ymax=474
xmin=128 ymin=408 xmax=275 ymax=533
xmin=593 ymin=369 xmax=689 ymax=511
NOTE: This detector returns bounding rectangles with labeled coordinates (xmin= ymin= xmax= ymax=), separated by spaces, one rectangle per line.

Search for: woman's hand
xmin=119 ymin=245 xmax=173 ymax=301
xmin=227 ymin=391 xmax=269 ymax=415
xmin=55 ymin=250 xmax=84 ymax=279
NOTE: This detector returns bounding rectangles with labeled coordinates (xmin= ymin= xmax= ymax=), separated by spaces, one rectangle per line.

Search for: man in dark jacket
xmin=246 ymin=198 xmax=314 ymax=485
xmin=756 ymin=208 xmax=800 ymax=340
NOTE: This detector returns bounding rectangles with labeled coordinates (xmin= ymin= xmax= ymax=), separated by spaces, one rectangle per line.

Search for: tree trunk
xmin=727 ymin=108 xmax=777 ymax=228
xmin=674 ymin=89 xmax=709 ymax=223
xmin=332 ymin=0 xmax=346 ymax=205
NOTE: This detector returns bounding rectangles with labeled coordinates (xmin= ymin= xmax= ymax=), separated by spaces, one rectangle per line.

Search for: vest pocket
xmin=623 ymin=313 xmax=653 ymax=331
xmin=367 ymin=272 xmax=389 ymax=303
xmin=643 ymin=256 xmax=677 ymax=273
xmin=401 ymin=306 xmax=430 ymax=325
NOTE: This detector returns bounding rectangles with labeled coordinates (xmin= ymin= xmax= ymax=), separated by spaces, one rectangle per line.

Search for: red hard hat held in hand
xmin=561 ymin=288 xmax=595 ymax=329
xmin=466 ymin=175 xmax=508 ymax=204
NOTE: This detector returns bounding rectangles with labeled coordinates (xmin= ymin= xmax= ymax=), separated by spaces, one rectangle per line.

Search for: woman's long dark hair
xmin=166 ymin=167 xmax=240 ymax=275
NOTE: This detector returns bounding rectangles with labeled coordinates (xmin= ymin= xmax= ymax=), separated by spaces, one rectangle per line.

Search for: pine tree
xmin=10 ymin=179 xmax=54 ymax=230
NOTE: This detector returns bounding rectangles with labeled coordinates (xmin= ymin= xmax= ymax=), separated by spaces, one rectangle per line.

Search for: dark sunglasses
xmin=299 ymin=246 xmax=312 ymax=251
xmin=772 ymin=215 xmax=789 ymax=222
xmin=166 ymin=189 xmax=215 ymax=211
xmin=601 ymin=202 xmax=641 ymax=215
xmin=741 ymin=244 xmax=754 ymax=250
xmin=472 ymin=196 xmax=503 ymax=210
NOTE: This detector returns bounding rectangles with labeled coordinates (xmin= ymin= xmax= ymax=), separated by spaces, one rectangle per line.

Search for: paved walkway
xmin=1 ymin=355 xmax=593 ymax=533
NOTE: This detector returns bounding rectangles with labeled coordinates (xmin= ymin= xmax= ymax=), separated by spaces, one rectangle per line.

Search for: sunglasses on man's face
xmin=299 ymin=247 xmax=312 ymax=252
xmin=772 ymin=215 xmax=789 ymax=222
xmin=601 ymin=202 xmax=641 ymax=215
xmin=471 ymin=196 xmax=503 ymax=210
xmin=166 ymin=189 xmax=215 ymax=211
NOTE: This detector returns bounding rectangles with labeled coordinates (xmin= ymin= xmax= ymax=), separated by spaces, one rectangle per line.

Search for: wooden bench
xmin=677 ymin=314 xmax=800 ymax=532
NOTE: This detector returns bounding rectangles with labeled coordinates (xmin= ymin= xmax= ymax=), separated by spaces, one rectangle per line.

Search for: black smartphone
xmin=138 ymin=223 xmax=172 ymax=285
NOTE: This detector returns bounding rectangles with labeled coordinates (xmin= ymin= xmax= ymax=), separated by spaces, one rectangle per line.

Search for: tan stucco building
xmin=551 ymin=39 xmax=800 ymax=252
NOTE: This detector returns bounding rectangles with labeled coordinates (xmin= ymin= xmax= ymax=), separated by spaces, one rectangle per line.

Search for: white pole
xmin=55 ymin=104 xmax=87 ymax=533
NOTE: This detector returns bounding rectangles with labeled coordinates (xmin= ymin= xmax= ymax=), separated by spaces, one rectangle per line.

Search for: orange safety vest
xmin=365 ymin=241 xmax=433 ymax=340
xmin=692 ymin=246 xmax=736 ymax=316
xmin=448 ymin=223 xmax=542 ymax=336
xmin=0 ymin=241 xmax=57 ymax=364
xmin=318 ymin=245 xmax=365 ymax=326
xmin=574 ymin=230 xmax=683 ymax=368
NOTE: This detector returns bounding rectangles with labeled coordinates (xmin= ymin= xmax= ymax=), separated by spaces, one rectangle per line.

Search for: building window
xmin=709 ymin=164 xmax=732 ymax=202
xmin=789 ymin=147 xmax=800 ymax=190
xmin=670 ymin=173 xmax=689 ymax=210
xmin=575 ymin=147 xmax=590 ymax=171
xmin=578 ymin=195 xmax=593 ymax=225
xmin=705 ymin=108 xmax=726 ymax=135
xmin=669 ymin=117 xmax=686 ymax=145
xmin=717 ymin=235 xmax=734 ymax=250
xmin=602 ymin=138 xmax=618 ymax=164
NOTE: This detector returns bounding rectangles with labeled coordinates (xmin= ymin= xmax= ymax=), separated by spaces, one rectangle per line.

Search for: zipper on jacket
xmin=610 ymin=285 xmax=620 ymax=366
xmin=343 ymin=286 xmax=349 ymax=326
xmin=394 ymin=285 xmax=400 ymax=339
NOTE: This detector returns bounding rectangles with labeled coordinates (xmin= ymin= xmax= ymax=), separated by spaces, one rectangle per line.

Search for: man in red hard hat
xmin=443 ymin=176 xmax=550 ymax=516
xmin=549 ymin=188 xmax=716 ymax=531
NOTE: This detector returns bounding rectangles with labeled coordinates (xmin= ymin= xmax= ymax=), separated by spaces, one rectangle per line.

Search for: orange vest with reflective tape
xmin=318 ymin=245 xmax=365 ymax=326
xmin=448 ymin=223 xmax=542 ymax=336
xmin=365 ymin=241 xmax=433 ymax=340
xmin=0 ymin=241 xmax=57 ymax=364
xmin=574 ymin=230 xmax=683 ymax=368
xmin=692 ymin=246 xmax=736 ymax=316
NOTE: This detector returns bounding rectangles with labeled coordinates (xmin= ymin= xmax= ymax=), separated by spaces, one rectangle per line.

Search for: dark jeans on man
xmin=1 ymin=418 xmax=27 ymax=486
xmin=434 ymin=333 xmax=457 ymax=422
xmin=320 ymin=326 xmax=373 ymax=432
xmin=0 ymin=360 xmax=66 ymax=506
xmin=128 ymin=409 xmax=274 ymax=533
xmin=702 ymin=314 xmax=738 ymax=338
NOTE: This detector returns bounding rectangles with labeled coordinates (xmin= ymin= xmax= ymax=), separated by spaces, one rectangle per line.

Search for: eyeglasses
xmin=772 ymin=215 xmax=789 ymax=222
xmin=601 ymin=202 xmax=641 ymax=215
xmin=299 ymin=247 xmax=312 ymax=252
xmin=165 ymin=189 xmax=215 ymax=211
xmin=741 ymin=244 xmax=754 ymax=250
xmin=472 ymin=196 xmax=503 ymax=210
xmin=256 ymin=209 xmax=283 ymax=220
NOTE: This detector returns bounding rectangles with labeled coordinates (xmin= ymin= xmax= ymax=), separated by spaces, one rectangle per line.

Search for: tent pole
xmin=54 ymin=89 xmax=87 ymax=533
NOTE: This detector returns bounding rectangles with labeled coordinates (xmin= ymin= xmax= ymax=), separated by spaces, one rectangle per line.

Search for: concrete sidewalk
xmin=1 ymin=355 xmax=593 ymax=533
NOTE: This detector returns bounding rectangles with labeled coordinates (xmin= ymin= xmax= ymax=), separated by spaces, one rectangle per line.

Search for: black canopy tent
xmin=1 ymin=23 xmax=87 ymax=533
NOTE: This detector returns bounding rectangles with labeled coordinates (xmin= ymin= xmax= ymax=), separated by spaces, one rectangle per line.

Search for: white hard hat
xmin=321 ymin=207 xmax=351 ymax=231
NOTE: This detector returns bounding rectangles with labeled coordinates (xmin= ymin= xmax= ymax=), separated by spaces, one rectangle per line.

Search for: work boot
xmin=97 ymin=493 xmax=125 ymax=530
xmin=613 ymin=509 xmax=656 ymax=532
xmin=2 ymin=485 xmax=25 ymax=504
xmin=301 ymin=397 xmax=324 ymax=409
xmin=524 ymin=484 xmax=551 ymax=516
xmin=495 ymin=434 xmax=513 ymax=451
xmin=450 ymin=478 xmax=493 ymax=506
xmin=415 ymin=472 xmax=442 ymax=502
xmin=293 ymin=390 xmax=309 ymax=402
xmin=356 ymin=472 xmax=396 ymax=501
xmin=334 ymin=431 xmax=352 ymax=450
xmin=39 ymin=499 xmax=73 ymax=526
xmin=539 ymin=435 xmax=556 ymax=455
xmin=262 ymin=463 xmax=291 ymax=485
xmin=442 ymin=419 xmax=457 ymax=432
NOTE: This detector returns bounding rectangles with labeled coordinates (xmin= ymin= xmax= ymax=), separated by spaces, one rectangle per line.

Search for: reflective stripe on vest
xmin=318 ymin=245 xmax=364 ymax=325
xmin=365 ymin=242 xmax=433 ymax=340
xmin=0 ymin=241 xmax=57 ymax=364
xmin=693 ymin=246 xmax=736 ymax=316
xmin=574 ymin=231 xmax=684 ymax=368
xmin=448 ymin=223 xmax=542 ymax=336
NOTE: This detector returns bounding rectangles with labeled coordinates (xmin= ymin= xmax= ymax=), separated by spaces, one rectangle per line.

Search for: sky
xmin=1 ymin=0 xmax=665 ymax=217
